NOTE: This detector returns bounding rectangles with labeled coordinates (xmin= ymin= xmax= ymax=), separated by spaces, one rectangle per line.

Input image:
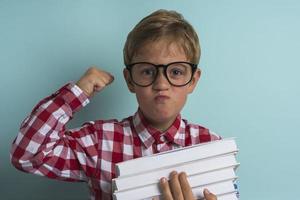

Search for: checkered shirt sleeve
xmin=10 ymin=82 xmax=96 ymax=181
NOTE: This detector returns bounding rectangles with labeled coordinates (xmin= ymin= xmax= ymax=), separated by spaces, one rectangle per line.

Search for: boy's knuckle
xmin=88 ymin=66 xmax=98 ymax=73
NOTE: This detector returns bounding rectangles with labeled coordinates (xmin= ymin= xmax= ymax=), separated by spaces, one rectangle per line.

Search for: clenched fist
xmin=76 ymin=67 xmax=114 ymax=97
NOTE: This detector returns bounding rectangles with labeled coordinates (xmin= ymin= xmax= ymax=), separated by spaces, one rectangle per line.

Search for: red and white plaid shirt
xmin=10 ymin=82 xmax=222 ymax=200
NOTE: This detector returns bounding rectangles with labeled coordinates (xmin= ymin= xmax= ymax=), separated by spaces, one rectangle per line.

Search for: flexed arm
xmin=10 ymin=66 xmax=114 ymax=181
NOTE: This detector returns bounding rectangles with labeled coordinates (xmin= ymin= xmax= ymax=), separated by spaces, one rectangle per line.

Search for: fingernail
xmin=170 ymin=171 xmax=178 ymax=176
xmin=160 ymin=177 xmax=167 ymax=183
xmin=179 ymin=171 xmax=187 ymax=177
xmin=204 ymin=188 xmax=210 ymax=194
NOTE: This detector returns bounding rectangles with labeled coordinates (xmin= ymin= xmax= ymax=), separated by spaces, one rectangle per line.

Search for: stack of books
xmin=112 ymin=138 xmax=239 ymax=200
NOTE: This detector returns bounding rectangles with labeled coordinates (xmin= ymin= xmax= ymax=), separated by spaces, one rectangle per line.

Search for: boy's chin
xmin=149 ymin=109 xmax=178 ymax=121
xmin=141 ymin=105 xmax=181 ymax=121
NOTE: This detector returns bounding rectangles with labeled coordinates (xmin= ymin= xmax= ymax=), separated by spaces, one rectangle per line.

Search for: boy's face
xmin=124 ymin=40 xmax=201 ymax=131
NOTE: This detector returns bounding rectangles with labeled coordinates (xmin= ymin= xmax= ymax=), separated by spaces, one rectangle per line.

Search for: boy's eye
xmin=134 ymin=64 xmax=156 ymax=77
xmin=169 ymin=67 xmax=186 ymax=77
xmin=170 ymin=68 xmax=184 ymax=75
xmin=168 ymin=63 xmax=190 ymax=79
xmin=141 ymin=68 xmax=156 ymax=76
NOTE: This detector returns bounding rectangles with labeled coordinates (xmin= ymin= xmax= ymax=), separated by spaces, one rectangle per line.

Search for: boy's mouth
xmin=154 ymin=95 xmax=170 ymax=103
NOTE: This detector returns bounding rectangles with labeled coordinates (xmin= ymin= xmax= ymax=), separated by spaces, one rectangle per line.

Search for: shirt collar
xmin=132 ymin=109 xmax=185 ymax=149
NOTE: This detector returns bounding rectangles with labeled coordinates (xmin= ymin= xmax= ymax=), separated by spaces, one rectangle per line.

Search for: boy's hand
xmin=158 ymin=171 xmax=217 ymax=200
xmin=76 ymin=67 xmax=114 ymax=97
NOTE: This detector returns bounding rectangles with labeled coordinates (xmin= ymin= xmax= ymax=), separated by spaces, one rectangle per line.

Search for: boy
xmin=11 ymin=10 xmax=222 ymax=200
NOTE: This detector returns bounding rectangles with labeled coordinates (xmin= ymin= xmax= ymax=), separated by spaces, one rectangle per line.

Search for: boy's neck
xmin=142 ymin=114 xmax=177 ymax=132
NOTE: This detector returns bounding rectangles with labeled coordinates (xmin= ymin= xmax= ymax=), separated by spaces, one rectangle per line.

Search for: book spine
xmin=113 ymin=154 xmax=238 ymax=191
xmin=216 ymin=192 xmax=239 ymax=200
xmin=113 ymin=175 xmax=237 ymax=200
xmin=116 ymin=139 xmax=237 ymax=177
xmin=189 ymin=180 xmax=237 ymax=200
xmin=113 ymin=179 xmax=235 ymax=200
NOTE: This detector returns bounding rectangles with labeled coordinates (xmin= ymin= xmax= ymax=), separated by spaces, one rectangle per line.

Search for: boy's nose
xmin=152 ymin=69 xmax=170 ymax=90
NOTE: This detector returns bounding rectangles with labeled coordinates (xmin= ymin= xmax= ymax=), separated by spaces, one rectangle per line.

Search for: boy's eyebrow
xmin=126 ymin=61 xmax=198 ymax=67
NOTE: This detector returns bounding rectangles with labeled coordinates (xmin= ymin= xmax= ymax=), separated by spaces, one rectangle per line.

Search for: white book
xmin=114 ymin=167 xmax=237 ymax=199
xmin=116 ymin=138 xmax=238 ymax=177
xmin=151 ymin=188 xmax=238 ymax=200
xmin=147 ymin=192 xmax=238 ymax=200
xmin=185 ymin=180 xmax=237 ymax=200
xmin=217 ymin=192 xmax=239 ymax=200
xmin=113 ymin=179 xmax=237 ymax=200
xmin=113 ymin=153 xmax=239 ymax=191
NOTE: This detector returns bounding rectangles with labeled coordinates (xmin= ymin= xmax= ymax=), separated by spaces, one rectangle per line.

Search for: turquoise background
xmin=1 ymin=0 xmax=299 ymax=199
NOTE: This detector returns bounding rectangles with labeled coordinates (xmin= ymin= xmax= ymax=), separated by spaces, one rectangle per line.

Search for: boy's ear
xmin=187 ymin=68 xmax=201 ymax=94
xmin=123 ymin=68 xmax=135 ymax=93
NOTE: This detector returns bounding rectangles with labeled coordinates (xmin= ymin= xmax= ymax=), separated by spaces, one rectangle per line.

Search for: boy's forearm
xmin=10 ymin=83 xmax=89 ymax=175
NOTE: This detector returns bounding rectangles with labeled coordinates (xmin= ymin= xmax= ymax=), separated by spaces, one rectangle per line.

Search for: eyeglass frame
xmin=125 ymin=61 xmax=198 ymax=87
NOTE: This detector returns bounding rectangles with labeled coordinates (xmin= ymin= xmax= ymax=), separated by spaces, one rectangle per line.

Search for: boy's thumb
xmin=203 ymin=189 xmax=217 ymax=200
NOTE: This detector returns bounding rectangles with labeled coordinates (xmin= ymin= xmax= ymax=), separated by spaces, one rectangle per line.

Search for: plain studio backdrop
xmin=0 ymin=1 xmax=299 ymax=199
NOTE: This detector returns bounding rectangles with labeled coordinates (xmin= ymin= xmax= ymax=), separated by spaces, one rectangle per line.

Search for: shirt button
xmin=160 ymin=135 xmax=166 ymax=142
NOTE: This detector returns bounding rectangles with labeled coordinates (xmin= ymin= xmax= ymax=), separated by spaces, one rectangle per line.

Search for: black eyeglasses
xmin=125 ymin=61 xmax=198 ymax=87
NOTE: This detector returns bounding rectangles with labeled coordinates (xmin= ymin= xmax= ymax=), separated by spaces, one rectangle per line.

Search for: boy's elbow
xmin=10 ymin=152 xmax=40 ymax=174
xmin=10 ymin=143 xmax=36 ymax=173
xmin=10 ymin=156 xmax=24 ymax=172
xmin=10 ymin=150 xmax=26 ymax=172
xmin=10 ymin=145 xmax=24 ymax=171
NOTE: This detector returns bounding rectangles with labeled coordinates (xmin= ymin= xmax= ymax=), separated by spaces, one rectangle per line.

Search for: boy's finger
xmin=89 ymin=67 xmax=114 ymax=84
xmin=203 ymin=189 xmax=217 ymax=200
xmin=99 ymin=76 xmax=114 ymax=86
xmin=169 ymin=171 xmax=184 ymax=200
xmin=160 ymin=177 xmax=173 ymax=200
xmin=178 ymin=172 xmax=195 ymax=200
xmin=94 ymin=75 xmax=114 ymax=92
xmin=102 ymin=72 xmax=115 ymax=84
xmin=94 ymin=80 xmax=106 ymax=92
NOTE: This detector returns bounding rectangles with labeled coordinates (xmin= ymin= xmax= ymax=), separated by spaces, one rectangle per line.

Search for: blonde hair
xmin=123 ymin=9 xmax=201 ymax=65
